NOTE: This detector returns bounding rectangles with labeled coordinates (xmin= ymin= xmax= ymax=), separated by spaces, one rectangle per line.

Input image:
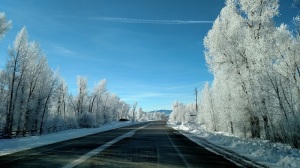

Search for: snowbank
xmin=168 ymin=121 xmax=300 ymax=168
xmin=0 ymin=121 xmax=138 ymax=156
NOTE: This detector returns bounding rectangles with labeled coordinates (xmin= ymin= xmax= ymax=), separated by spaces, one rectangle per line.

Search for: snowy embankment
xmin=168 ymin=121 xmax=300 ymax=168
xmin=0 ymin=121 xmax=138 ymax=156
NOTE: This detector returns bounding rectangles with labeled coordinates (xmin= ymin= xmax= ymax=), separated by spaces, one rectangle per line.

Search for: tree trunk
xmin=230 ymin=121 xmax=234 ymax=134
xmin=250 ymin=116 xmax=260 ymax=138
xmin=263 ymin=115 xmax=270 ymax=139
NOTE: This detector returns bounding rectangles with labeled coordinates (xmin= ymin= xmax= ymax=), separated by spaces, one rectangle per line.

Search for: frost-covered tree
xmin=73 ymin=78 xmax=131 ymax=127
xmin=131 ymin=102 xmax=137 ymax=122
xmin=200 ymin=83 xmax=217 ymax=132
xmin=75 ymin=76 xmax=88 ymax=114
xmin=199 ymin=0 xmax=300 ymax=147
xmin=138 ymin=111 xmax=167 ymax=121
xmin=22 ymin=44 xmax=50 ymax=135
xmin=137 ymin=107 xmax=143 ymax=121
xmin=52 ymin=77 xmax=68 ymax=119
xmin=293 ymin=0 xmax=300 ymax=35
xmin=0 ymin=12 xmax=11 ymax=136
xmin=0 ymin=12 xmax=11 ymax=40
xmin=119 ymin=102 xmax=130 ymax=119
xmin=38 ymin=70 xmax=60 ymax=134
xmin=169 ymin=101 xmax=195 ymax=124
xmin=3 ymin=27 xmax=29 ymax=137
xmin=0 ymin=14 xmax=135 ymax=138
xmin=89 ymin=79 xmax=106 ymax=113
xmin=1 ymin=27 xmax=62 ymax=136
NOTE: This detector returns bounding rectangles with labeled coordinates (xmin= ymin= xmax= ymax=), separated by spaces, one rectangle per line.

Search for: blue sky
xmin=0 ymin=0 xmax=298 ymax=111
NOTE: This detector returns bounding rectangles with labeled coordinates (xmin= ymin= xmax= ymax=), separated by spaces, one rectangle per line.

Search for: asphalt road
xmin=0 ymin=121 xmax=239 ymax=168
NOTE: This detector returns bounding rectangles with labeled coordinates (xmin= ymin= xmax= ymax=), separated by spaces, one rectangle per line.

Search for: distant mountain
xmin=149 ymin=110 xmax=172 ymax=115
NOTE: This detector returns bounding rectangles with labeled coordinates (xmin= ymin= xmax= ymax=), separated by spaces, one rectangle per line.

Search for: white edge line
xmin=62 ymin=124 xmax=150 ymax=168
xmin=180 ymin=132 xmax=249 ymax=168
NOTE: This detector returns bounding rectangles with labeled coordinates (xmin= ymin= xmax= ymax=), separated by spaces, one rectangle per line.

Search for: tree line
xmin=170 ymin=0 xmax=300 ymax=148
xmin=0 ymin=13 xmax=139 ymax=138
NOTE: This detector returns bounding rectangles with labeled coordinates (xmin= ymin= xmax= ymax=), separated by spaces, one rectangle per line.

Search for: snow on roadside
xmin=0 ymin=121 xmax=138 ymax=156
xmin=168 ymin=121 xmax=300 ymax=168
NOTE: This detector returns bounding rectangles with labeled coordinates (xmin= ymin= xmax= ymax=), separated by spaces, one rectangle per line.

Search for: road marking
xmin=166 ymin=131 xmax=192 ymax=168
xmin=0 ymin=124 xmax=144 ymax=164
xmin=62 ymin=124 xmax=150 ymax=168
xmin=181 ymin=133 xmax=260 ymax=168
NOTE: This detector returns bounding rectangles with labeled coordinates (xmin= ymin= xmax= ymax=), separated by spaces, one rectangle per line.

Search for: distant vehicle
xmin=119 ymin=118 xmax=129 ymax=122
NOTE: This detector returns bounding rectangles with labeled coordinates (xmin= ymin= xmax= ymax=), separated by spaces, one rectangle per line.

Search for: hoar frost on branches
xmin=204 ymin=0 xmax=300 ymax=147
xmin=170 ymin=0 xmax=300 ymax=148
xmin=170 ymin=101 xmax=196 ymax=124
xmin=0 ymin=16 xmax=135 ymax=138
xmin=0 ymin=12 xmax=11 ymax=40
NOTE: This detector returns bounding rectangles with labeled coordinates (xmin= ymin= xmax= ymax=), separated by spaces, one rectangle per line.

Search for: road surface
xmin=0 ymin=121 xmax=239 ymax=168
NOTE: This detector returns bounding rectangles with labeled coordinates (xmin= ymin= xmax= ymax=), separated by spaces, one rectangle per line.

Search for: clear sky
xmin=0 ymin=0 xmax=298 ymax=111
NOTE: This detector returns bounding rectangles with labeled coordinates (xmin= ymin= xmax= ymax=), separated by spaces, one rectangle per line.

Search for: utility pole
xmin=195 ymin=88 xmax=198 ymax=112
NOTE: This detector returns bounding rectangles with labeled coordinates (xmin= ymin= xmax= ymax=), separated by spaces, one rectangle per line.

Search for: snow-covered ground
xmin=0 ymin=121 xmax=138 ymax=156
xmin=168 ymin=121 xmax=300 ymax=168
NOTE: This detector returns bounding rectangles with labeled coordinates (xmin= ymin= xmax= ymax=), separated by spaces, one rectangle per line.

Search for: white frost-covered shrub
xmin=77 ymin=112 xmax=96 ymax=128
